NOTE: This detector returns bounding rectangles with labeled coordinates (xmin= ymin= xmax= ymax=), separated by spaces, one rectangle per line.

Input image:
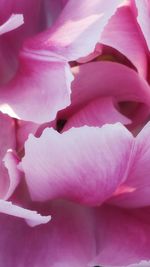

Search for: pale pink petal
xmin=0 ymin=54 xmax=73 ymax=123
xmin=134 ymin=0 xmax=150 ymax=51
xmin=91 ymin=205 xmax=150 ymax=266
xmin=0 ymin=14 xmax=24 ymax=36
xmin=25 ymin=0 xmax=123 ymax=60
xmin=110 ymin=122 xmax=150 ymax=208
xmin=0 ymin=200 xmax=50 ymax=227
xmin=100 ymin=4 xmax=147 ymax=76
xmin=20 ymin=124 xmax=133 ymax=205
xmin=0 ymin=200 xmax=95 ymax=266
xmin=63 ymin=97 xmax=131 ymax=131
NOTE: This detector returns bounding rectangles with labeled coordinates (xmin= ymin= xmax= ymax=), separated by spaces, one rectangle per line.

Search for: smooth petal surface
xmin=20 ymin=124 xmax=133 ymax=205
xmin=25 ymin=0 xmax=123 ymax=60
xmin=100 ymin=4 xmax=147 ymax=76
xmin=135 ymin=0 xmax=150 ymax=51
xmin=91 ymin=205 xmax=150 ymax=266
xmin=0 ymin=200 xmax=95 ymax=267
xmin=110 ymin=122 xmax=150 ymax=208
xmin=0 ymin=53 xmax=73 ymax=123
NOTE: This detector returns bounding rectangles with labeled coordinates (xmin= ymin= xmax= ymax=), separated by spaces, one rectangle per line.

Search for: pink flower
xmin=1 ymin=1 xmax=150 ymax=267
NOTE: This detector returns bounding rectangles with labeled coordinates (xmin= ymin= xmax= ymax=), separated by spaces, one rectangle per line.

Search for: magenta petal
xmin=91 ymin=205 xmax=150 ymax=266
xmin=0 ymin=14 xmax=24 ymax=36
xmin=0 ymin=200 xmax=95 ymax=266
xmin=110 ymin=122 xmax=150 ymax=208
xmin=20 ymin=124 xmax=133 ymax=205
xmin=100 ymin=4 xmax=147 ymax=76
xmin=0 ymin=53 xmax=73 ymax=123
xmin=25 ymin=0 xmax=123 ymax=60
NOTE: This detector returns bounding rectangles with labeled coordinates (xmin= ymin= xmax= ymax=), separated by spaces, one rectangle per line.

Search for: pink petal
xmin=0 ymin=200 xmax=95 ymax=266
xmin=0 ymin=14 xmax=24 ymax=36
xmin=91 ymin=205 xmax=150 ymax=266
xmin=0 ymin=113 xmax=20 ymax=199
xmin=0 ymin=54 xmax=73 ymax=123
xmin=63 ymin=97 xmax=131 ymax=132
xmin=134 ymin=0 xmax=150 ymax=51
xmin=0 ymin=0 xmax=47 ymax=84
xmin=3 ymin=150 xmax=21 ymax=200
xmin=0 ymin=200 xmax=50 ymax=227
xmin=58 ymin=61 xmax=150 ymax=130
xmin=20 ymin=124 xmax=133 ymax=205
xmin=16 ymin=120 xmax=40 ymax=150
xmin=100 ymin=4 xmax=147 ymax=76
xmin=110 ymin=122 xmax=150 ymax=208
xmin=25 ymin=0 xmax=123 ymax=60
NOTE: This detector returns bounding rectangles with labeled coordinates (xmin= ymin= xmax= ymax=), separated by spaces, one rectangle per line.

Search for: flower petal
xmin=100 ymin=4 xmax=147 ymax=76
xmin=0 ymin=200 xmax=50 ymax=227
xmin=0 ymin=14 xmax=24 ymax=36
xmin=0 ymin=54 xmax=73 ymax=123
xmin=0 ymin=200 xmax=95 ymax=266
xmin=134 ymin=0 xmax=150 ymax=51
xmin=20 ymin=124 xmax=133 ymax=205
xmin=0 ymin=113 xmax=19 ymax=199
xmin=63 ymin=97 xmax=131 ymax=131
xmin=58 ymin=61 xmax=150 ymax=130
xmin=25 ymin=0 xmax=123 ymax=60
xmin=91 ymin=205 xmax=150 ymax=266
xmin=110 ymin=122 xmax=150 ymax=208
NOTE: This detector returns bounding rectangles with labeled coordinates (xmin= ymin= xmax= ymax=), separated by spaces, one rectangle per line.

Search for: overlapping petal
xmin=58 ymin=61 xmax=150 ymax=131
xmin=25 ymin=0 xmax=123 ymax=60
xmin=100 ymin=4 xmax=147 ymax=76
xmin=0 ymin=54 xmax=73 ymax=123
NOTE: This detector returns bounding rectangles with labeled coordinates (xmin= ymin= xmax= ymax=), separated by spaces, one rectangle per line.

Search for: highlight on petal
xmin=20 ymin=124 xmax=133 ymax=205
xmin=110 ymin=122 xmax=150 ymax=208
xmin=0 ymin=14 xmax=24 ymax=36
xmin=0 ymin=53 xmax=73 ymax=123
xmin=0 ymin=200 xmax=51 ymax=227
xmin=25 ymin=0 xmax=123 ymax=60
